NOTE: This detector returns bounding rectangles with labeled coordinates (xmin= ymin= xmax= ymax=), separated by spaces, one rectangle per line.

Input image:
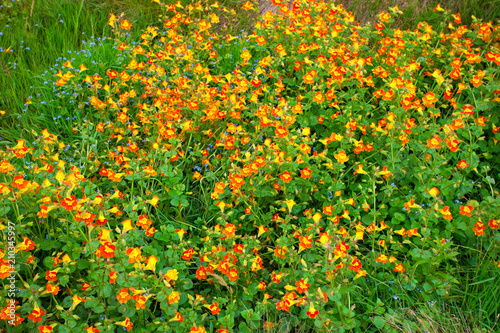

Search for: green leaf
xmin=103 ymin=285 xmax=113 ymax=297
xmin=59 ymin=275 xmax=69 ymax=287
xmin=373 ymin=316 xmax=385 ymax=329
xmin=77 ymin=259 xmax=91 ymax=269
xmin=239 ymin=322 xmax=252 ymax=333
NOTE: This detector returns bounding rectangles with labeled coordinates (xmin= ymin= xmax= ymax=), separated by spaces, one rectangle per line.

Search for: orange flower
xmin=457 ymin=160 xmax=469 ymax=169
xmin=38 ymin=325 xmax=53 ymax=333
xmin=394 ymin=263 xmax=405 ymax=273
xmin=207 ymin=302 xmax=220 ymax=315
xmin=137 ymin=215 xmax=152 ymax=229
xmin=441 ymin=206 xmax=453 ymax=220
xmin=459 ymin=204 xmax=473 ymax=217
xmin=272 ymin=272 xmax=283 ymax=284
xmin=109 ymin=271 xmax=117 ymax=284
xmin=190 ymin=325 xmax=207 ymax=333
xmin=422 ymin=91 xmax=438 ymax=107
xmin=182 ymin=248 xmax=194 ymax=261
xmin=300 ymin=167 xmax=312 ymax=179
xmin=121 ymin=20 xmax=132 ymax=30
xmin=427 ymin=135 xmax=441 ymax=149
xmin=295 ymin=278 xmax=310 ymax=293
xmin=334 ymin=150 xmax=349 ymax=164
xmin=306 ymin=303 xmax=319 ymax=318
xmin=60 ymin=195 xmax=78 ymax=211
xmin=95 ymin=242 xmax=116 ymax=258
xmin=46 ymin=283 xmax=60 ymax=295
xmin=11 ymin=175 xmax=29 ymax=190
xmin=116 ymin=317 xmax=133 ymax=331
xmin=28 ymin=303 xmax=46 ymax=323
xmin=0 ymin=160 xmax=14 ymax=173
xmin=445 ymin=138 xmax=459 ymax=152
xmin=425 ymin=187 xmax=440 ymax=197
xmin=473 ymin=220 xmax=486 ymax=236
xmin=19 ymin=237 xmax=36 ymax=251
xmin=489 ymin=219 xmax=499 ymax=229
xmin=349 ymin=258 xmax=362 ymax=272
xmin=168 ymin=290 xmax=180 ymax=304
xmin=280 ymin=171 xmax=293 ymax=183
xmin=323 ymin=205 xmax=333 ymax=216
xmin=117 ymin=288 xmax=131 ymax=304
xmin=378 ymin=12 xmax=391 ymax=22
xmin=45 ymin=270 xmax=57 ymax=282
xmin=375 ymin=254 xmax=388 ymax=263
xmin=228 ymin=268 xmax=238 ymax=281
xmin=196 ymin=266 xmax=207 ymax=280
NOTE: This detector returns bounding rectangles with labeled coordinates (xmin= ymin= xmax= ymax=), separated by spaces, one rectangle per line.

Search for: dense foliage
xmin=1 ymin=0 xmax=500 ymax=332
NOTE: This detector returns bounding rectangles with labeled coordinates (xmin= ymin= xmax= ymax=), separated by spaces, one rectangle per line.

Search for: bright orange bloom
xmin=228 ymin=268 xmax=238 ymax=281
xmin=394 ymin=263 xmax=405 ymax=273
xmin=182 ymin=248 xmax=194 ymax=261
xmin=441 ymin=206 xmax=453 ymax=220
xmin=60 ymin=195 xmax=78 ymax=211
xmin=280 ymin=171 xmax=293 ymax=183
xmin=208 ymin=302 xmax=220 ymax=315
xmin=306 ymin=303 xmax=319 ymax=318
xmin=117 ymin=317 xmax=133 ymax=331
xmin=457 ymin=160 xmax=469 ymax=169
xmin=272 ymin=272 xmax=283 ymax=284
xmin=425 ymin=187 xmax=440 ymax=197
xmin=196 ymin=266 xmax=207 ymax=280
xmin=295 ymin=279 xmax=310 ymax=293
xmin=168 ymin=290 xmax=180 ymax=304
xmin=11 ymin=175 xmax=29 ymax=190
xmin=422 ymin=91 xmax=438 ymax=107
xmin=95 ymin=242 xmax=115 ymax=258
xmin=109 ymin=271 xmax=117 ymax=284
xmin=349 ymin=258 xmax=362 ymax=272
xmin=45 ymin=270 xmax=57 ymax=282
xmin=275 ymin=126 xmax=289 ymax=138
xmin=459 ymin=205 xmax=473 ymax=217
xmin=489 ymin=219 xmax=499 ymax=229
xmin=117 ymin=288 xmax=132 ymax=304
xmin=473 ymin=220 xmax=486 ymax=236
xmin=126 ymin=247 xmax=142 ymax=263
xmin=38 ymin=325 xmax=53 ymax=333
xmin=0 ymin=160 xmax=15 ymax=173
xmin=323 ymin=205 xmax=333 ymax=216
xmin=19 ymin=237 xmax=36 ymax=251
xmin=334 ymin=150 xmax=349 ymax=164
xmin=376 ymin=254 xmax=388 ymax=263
xmin=46 ymin=283 xmax=60 ymax=295
xmin=121 ymin=20 xmax=132 ymax=30
xmin=300 ymin=167 xmax=312 ymax=179
xmin=427 ymin=135 xmax=441 ymax=149
xmin=190 ymin=325 xmax=207 ymax=333
xmin=28 ymin=304 xmax=46 ymax=323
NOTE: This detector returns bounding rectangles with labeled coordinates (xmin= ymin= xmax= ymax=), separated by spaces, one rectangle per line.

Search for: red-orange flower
xmin=394 ymin=263 xmax=405 ymax=273
xmin=295 ymin=278 xmax=310 ymax=293
xmin=427 ymin=135 xmax=441 ymax=149
xmin=38 ymin=325 xmax=53 ymax=333
xmin=300 ymin=167 xmax=312 ymax=179
xmin=28 ymin=304 xmax=46 ymax=323
xmin=306 ymin=304 xmax=319 ymax=319
xmin=459 ymin=205 xmax=473 ymax=217
xmin=280 ymin=171 xmax=293 ymax=183
xmin=117 ymin=288 xmax=131 ymax=304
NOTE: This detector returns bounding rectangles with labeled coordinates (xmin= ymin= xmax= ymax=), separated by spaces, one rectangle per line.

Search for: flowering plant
xmin=1 ymin=0 xmax=499 ymax=331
